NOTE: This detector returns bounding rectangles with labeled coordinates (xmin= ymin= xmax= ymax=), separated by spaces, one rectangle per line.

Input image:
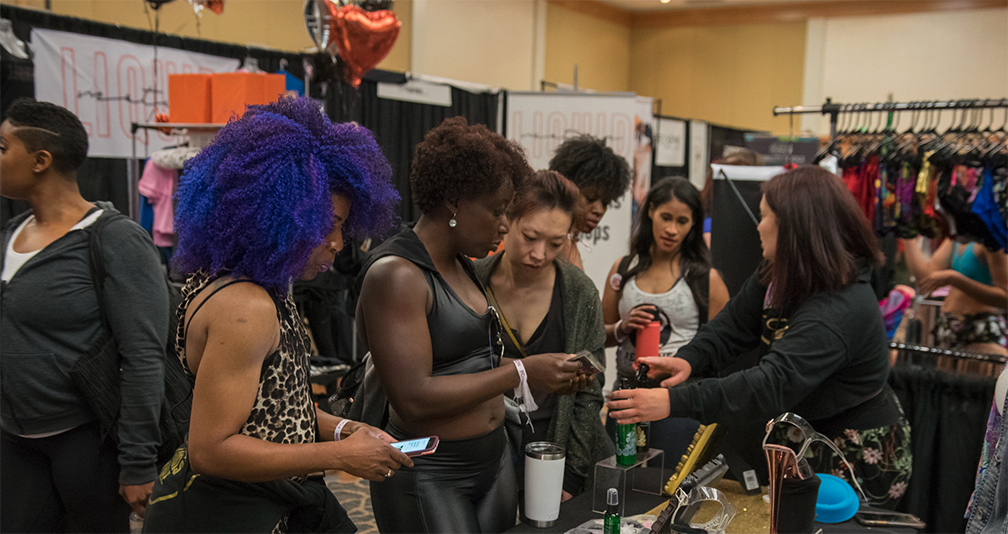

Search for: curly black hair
xmin=4 ymin=98 xmax=88 ymax=175
xmin=548 ymin=134 xmax=631 ymax=206
xmin=410 ymin=117 xmax=532 ymax=214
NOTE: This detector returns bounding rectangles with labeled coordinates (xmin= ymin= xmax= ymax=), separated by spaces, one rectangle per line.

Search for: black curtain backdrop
xmin=710 ymin=176 xmax=763 ymax=296
xmin=328 ymin=74 xmax=499 ymax=223
xmin=888 ymin=364 xmax=996 ymax=534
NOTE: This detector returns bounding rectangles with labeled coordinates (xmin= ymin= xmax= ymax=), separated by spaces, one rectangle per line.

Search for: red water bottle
xmin=635 ymin=321 xmax=661 ymax=361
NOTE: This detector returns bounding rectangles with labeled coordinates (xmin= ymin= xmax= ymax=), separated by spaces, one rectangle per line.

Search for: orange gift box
xmin=168 ymin=74 xmax=213 ymax=123
xmin=210 ymin=73 xmax=286 ymax=123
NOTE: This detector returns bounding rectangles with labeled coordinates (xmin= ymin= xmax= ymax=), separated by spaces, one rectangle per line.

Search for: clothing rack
xmin=128 ymin=122 xmax=225 ymax=222
xmin=890 ymin=341 xmax=1008 ymax=365
xmin=773 ymin=98 xmax=1008 ymax=141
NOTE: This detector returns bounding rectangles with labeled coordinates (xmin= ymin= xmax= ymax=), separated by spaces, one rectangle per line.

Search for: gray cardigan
xmin=1 ymin=203 xmax=168 ymax=485
xmin=475 ymin=254 xmax=614 ymax=495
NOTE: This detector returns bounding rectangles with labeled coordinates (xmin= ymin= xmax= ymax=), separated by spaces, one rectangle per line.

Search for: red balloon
xmin=325 ymin=4 xmax=401 ymax=87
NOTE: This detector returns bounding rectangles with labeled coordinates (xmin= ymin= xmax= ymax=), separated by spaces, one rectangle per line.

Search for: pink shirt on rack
xmin=138 ymin=159 xmax=178 ymax=247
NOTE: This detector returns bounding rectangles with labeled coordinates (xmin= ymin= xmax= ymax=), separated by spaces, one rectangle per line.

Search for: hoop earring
xmin=449 ymin=212 xmax=457 ymax=228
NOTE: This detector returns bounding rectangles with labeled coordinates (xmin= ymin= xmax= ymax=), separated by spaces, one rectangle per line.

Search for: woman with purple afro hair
xmin=145 ymin=97 xmax=411 ymax=533
xmin=172 ymin=96 xmax=399 ymax=289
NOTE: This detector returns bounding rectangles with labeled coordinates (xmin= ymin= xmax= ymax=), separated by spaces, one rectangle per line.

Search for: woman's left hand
xmin=607 ymin=388 xmax=670 ymax=424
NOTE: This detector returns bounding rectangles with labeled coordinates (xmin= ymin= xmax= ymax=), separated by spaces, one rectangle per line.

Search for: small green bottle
xmin=615 ymin=379 xmax=637 ymax=466
xmin=603 ymin=488 xmax=620 ymax=534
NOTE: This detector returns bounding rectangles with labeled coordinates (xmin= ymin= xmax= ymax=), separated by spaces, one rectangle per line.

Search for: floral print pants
xmin=773 ymin=416 xmax=913 ymax=509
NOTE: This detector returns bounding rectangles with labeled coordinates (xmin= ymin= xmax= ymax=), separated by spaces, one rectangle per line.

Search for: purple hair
xmin=173 ymin=96 xmax=399 ymax=290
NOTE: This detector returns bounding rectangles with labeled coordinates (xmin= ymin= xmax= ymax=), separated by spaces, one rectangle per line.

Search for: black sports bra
xmin=423 ymin=256 xmax=496 ymax=377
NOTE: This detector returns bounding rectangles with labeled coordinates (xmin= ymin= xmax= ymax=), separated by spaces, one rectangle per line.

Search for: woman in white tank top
xmin=602 ymin=177 xmax=730 ymax=385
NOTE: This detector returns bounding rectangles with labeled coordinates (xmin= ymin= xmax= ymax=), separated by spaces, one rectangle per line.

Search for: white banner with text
xmin=32 ymin=29 xmax=239 ymax=158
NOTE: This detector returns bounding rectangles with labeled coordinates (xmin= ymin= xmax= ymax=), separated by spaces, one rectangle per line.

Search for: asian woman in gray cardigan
xmin=475 ymin=170 xmax=614 ymax=500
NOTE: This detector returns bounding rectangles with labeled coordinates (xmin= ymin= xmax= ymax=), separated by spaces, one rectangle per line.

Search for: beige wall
xmin=1 ymin=0 xmax=412 ymax=71
xmin=804 ymin=8 xmax=1008 ymax=136
xmin=544 ymin=2 xmax=630 ymax=93
xmin=629 ymin=21 xmax=807 ymax=134
xmin=6 ymin=0 xmax=1003 ymax=136
xmin=411 ymin=0 xmax=536 ymax=90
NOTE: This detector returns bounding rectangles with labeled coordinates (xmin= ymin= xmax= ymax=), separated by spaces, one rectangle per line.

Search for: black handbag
xmin=327 ymin=352 xmax=388 ymax=429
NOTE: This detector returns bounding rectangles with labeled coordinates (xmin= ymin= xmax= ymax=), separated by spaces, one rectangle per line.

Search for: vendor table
xmin=506 ymin=476 xmax=918 ymax=534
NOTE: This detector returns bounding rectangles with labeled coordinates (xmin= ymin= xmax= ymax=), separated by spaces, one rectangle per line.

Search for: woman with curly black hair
xmin=357 ymin=117 xmax=582 ymax=533
xmin=143 ymin=97 xmax=411 ymax=533
xmin=548 ymin=134 xmax=631 ymax=269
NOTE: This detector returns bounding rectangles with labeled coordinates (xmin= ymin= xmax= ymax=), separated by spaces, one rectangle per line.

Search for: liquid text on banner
xmin=31 ymin=29 xmax=240 ymax=159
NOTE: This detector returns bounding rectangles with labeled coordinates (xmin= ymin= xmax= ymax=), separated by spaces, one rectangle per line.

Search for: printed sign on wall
xmin=688 ymin=120 xmax=709 ymax=191
xmin=32 ymin=29 xmax=239 ymax=159
xmin=654 ymin=117 xmax=686 ymax=167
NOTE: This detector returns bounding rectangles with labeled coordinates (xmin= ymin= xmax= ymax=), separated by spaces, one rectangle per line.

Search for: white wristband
xmin=334 ymin=419 xmax=351 ymax=441
xmin=614 ymin=319 xmax=627 ymax=344
xmin=512 ymin=360 xmax=539 ymax=413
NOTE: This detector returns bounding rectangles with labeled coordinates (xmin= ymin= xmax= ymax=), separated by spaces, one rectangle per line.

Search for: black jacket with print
xmin=668 ymin=264 xmax=899 ymax=434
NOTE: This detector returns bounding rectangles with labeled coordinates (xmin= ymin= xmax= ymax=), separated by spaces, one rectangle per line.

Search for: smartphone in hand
xmin=391 ymin=436 xmax=439 ymax=457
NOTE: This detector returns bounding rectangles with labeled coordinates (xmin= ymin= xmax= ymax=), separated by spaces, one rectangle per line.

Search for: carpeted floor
xmin=325 ymin=471 xmax=378 ymax=534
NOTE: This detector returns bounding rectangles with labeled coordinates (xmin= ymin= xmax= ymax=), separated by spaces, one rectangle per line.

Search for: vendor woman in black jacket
xmin=608 ymin=165 xmax=912 ymax=508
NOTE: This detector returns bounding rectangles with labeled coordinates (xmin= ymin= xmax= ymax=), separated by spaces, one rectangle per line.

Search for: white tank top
xmin=615 ymin=275 xmax=699 ymax=382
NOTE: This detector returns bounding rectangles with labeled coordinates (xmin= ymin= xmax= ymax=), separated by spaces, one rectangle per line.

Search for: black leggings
xmin=370 ymin=424 xmax=517 ymax=533
xmin=1 ymin=421 xmax=130 ymax=533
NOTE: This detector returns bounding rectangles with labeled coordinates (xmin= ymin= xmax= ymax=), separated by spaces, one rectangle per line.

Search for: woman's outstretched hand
xmin=635 ymin=356 xmax=692 ymax=387
xmin=607 ymin=388 xmax=671 ymax=424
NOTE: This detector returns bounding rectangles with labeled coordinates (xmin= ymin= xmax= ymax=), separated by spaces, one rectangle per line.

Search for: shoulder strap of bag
xmin=483 ymin=283 xmax=528 ymax=359
xmin=87 ymin=211 xmax=128 ymax=330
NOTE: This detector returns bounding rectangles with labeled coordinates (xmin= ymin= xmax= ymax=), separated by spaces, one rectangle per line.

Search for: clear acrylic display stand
xmin=592 ymin=448 xmax=664 ymax=516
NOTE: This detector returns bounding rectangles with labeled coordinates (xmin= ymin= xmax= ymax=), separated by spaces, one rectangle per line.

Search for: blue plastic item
xmin=815 ymin=473 xmax=859 ymax=523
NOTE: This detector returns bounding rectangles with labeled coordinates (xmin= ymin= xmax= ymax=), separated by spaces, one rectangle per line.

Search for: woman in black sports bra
xmin=357 ymin=117 xmax=584 ymax=533
xmin=143 ymin=97 xmax=411 ymax=533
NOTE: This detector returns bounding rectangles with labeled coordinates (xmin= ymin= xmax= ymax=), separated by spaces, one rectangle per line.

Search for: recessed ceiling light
xmin=660 ymin=0 xmax=671 ymax=3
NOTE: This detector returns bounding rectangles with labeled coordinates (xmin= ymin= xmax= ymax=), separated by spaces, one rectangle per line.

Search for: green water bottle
xmin=615 ymin=379 xmax=636 ymax=466
xmin=603 ymin=488 xmax=620 ymax=534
